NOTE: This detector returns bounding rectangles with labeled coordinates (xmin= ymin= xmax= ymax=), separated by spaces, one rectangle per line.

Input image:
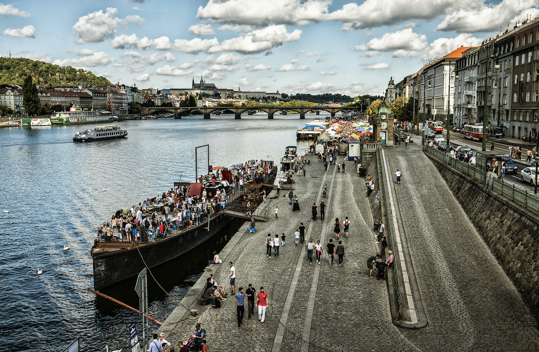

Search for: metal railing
xmin=424 ymin=146 xmax=539 ymax=215
xmin=377 ymin=150 xmax=403 ymax=319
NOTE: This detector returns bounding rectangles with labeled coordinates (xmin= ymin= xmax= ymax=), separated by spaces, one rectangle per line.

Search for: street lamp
xmin=422 ymin=76 xmax=431 ymax=146
xmin=446 ymin=70 xmax=459 ymax=153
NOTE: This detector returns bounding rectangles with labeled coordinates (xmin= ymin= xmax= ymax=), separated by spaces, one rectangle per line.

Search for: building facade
xmin=0 ymin=88 xmax=24 ymax=114
xmin=455 ymin=47 xmax=479 ymax=126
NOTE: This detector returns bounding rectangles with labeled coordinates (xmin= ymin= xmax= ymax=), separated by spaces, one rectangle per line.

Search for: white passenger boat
xmin=73 ymin=125 xmax=128 ymax=142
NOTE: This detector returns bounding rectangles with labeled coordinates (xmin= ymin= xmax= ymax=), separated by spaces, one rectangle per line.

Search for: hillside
xmin=0 ymin=57 xmax=111 ymax=87
xmin=289 ymin=93 xmax=353 ymax=104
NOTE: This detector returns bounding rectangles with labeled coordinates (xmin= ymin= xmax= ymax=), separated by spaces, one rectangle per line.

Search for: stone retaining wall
xmin=428 ymin=154 xmax=539 ymax=323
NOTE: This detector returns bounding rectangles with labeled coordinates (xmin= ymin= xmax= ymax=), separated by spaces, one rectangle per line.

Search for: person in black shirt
xmin=367 ymin=254 xmax=381 ymax=277
xmin=326 ymin=239 xmax=335 ymax=265
xmin=299 ymin=223 xmax=306 ymax=244
xmin=318 ymin=200 xmax=327 ymax=220
xmin=246 ymin=284 xmax=256 ymax=319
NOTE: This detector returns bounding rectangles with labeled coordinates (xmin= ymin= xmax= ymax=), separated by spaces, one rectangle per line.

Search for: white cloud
xmin=153 ymin=36 xmax=171 ymax=50
xmin=250 ymin=25 xmax=302 ymax=43
xmin=73 ymin=7 xmax=144 ymax=43
xmin=307 ymin=52 xmax=323 ymax=56
xmin=248 ymin=63 xmax=271 ymax=71
xmin=207 ymin=53 xmax=242 ymax=65
xmin=286 ymin=81 xmax=334 ymax=93
xmin=74 ymin=49 xmax=96 ymax=56
xmin=217 ymin=24 xmax=254 ymax=32
xmin=154 ymin=65 xmax=195 ymax=76
xmin=146 ymin=52 xmax=165 ymax=65
xmin=54 ymin=52 xmax=113 ymax=68
xmin=200 ymin=71 xmax=227 ymax=80
xmin=328 ymin=0 xmax=468 ymax=30
xmin=172 ymin=38 xmax=219 ymax=54
xmin=359 ymin=51 xmax=381 ymax=57
xmin=306 ymin=82 xmax=334 ymax=90
xmin=422 ymin=33 xmax=482 ymax=61
xmin=132 ymin=6 xmax=142 ymax=11
xmin=316 ymin=57 xmax=325 ymax=62
xmin=437 ymin=0 xmax=539 ymax=33
xmin=128 ymin=64 xmax=145 ymax=73
xmin=197 ymin=0 xmax=329 ymax=26
xmin=189 ymin=23 xmax=215 ymax=35
xmin=356 ymin=28 xmax=427 ymax=52
xmin=111 ymin=34 xmax=159 ymax=50
xmin=296 ymin=50 xmax=304 ymax=56
xmin=23 ymin=52 xmax=53 ymax=63
xmin=364 ymin=63 xmax=390 ymax=70
xmin=135 ymin=73 xmax=150 ymax=81
xmin=208 ymin=64 xmax=239 ymax=72
xmin=237 ymin=77 xmax=251 ymax=86
xmin=275 ymin=64 xmax=310 ymax=72
xmin=392 ymin=50 xmax=420 ymax=58
xmin=98 ymin=70 xmax=111 ymax=78
xmin=320 ymin=71 xmax=337 ymax=75
xmin=2 ymin=25 xmax=36 ymax=38
xmin=291 ymin=59 xmax=300 ymax=64
xmin=164 ymin=52 xmax=176 ymax=62
xmin=0 ymin=3 xmax=30 ymax=17
xmin=120 ymin=50 xmax=144 ymax=59
xmin=208 ymin=36 xmax=273 ymax=54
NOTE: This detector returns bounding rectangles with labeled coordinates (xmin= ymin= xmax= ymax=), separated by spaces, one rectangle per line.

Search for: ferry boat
xmin=50 ymin=104 xmax=113 ymax=125
xmin=30 ymin=118 xmax=52 ymax=127
xmin=73 ymin=125 xmax=127 ymax=142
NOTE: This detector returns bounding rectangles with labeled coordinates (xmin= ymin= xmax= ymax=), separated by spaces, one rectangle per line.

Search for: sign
xmin=62 ymin=339 xmax=79 ymax=352
xmin=129 ymin=323 xmax=138 ymax=347
xmin=132 ymin=343 xmax=140 ymax=352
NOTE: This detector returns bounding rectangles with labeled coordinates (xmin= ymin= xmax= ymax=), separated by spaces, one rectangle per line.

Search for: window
xmin=526 ymin=92 xmax=530 ymax=102
xmin=514 ymin=93 xmax=518 ymax=102
xmin=523 ymin=34 xmax=527 ymax=46
xmin=536 ymin=91 xmax=539 ymax=102
xmin=520 ymin=112 xmax=523 ymax=121
xmin=505 ymin=77 xmax=509 ymax=87
xmin=530 ymin=31 xmax=534 ymax=42
xmin=529 ymin=51 xmax=533 ymax=63
xmin=527 ymin=112 xmax=530 ymax=121
xmin=504 ymin=95 xmax=507 ymax=104
xmin=528 ymin=72 xmax=532 ymax=82
xmin=517 ymin=37 xmax=520 ymax=47
xmin=516 ymin=56 xmax=519 ymax=65
xmin=510 ymin=42 xmax=513 ymax=51
xmin=521 ymin=73 xmax=525 ymax=81
xmin=522 ymin=54 xmax=526 ymax=64
xmin=515 ymin=74 xmax=519 ymax=84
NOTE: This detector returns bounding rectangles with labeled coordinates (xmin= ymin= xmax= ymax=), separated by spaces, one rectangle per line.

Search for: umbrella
xmin=356 ymin=127 xmax=365 ymax=132
xmin=364 ymin=131 xmax=372 ymax=135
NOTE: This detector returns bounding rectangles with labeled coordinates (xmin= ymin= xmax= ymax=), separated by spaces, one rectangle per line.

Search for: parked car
xmin=426 ymin=131 xmax=436 ymax=139
xmin=499 ymin=156 xmax=518 ymax=173
xmin=530 ymin=160 xmax=539 ymax=168
xmin=520 ymin=167 xmax=538 ymax=185
xmin=455 ymin=145 xmax=471 ymax=156
xmin=493 ymin=127 xmax=503 ymax=138
xmin=452 ymin=126 xmax=462 ymax=133
xmin=436 ymin=140 xmax=448 ymax=151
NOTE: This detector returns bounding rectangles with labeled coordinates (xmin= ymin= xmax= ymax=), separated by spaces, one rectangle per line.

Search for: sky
xmin=1 ymin=0 xmax=538 ymax=96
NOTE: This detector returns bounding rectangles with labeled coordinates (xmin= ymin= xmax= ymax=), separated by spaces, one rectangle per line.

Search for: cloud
xmin=286 ymin=81 xmax=334 ymax=93
xmin=199 ymin=70 xmax=227 ymax=80
xmin=250 ymin=64 xmax=271 ymax=71
xmin=328 ymin=0 xmax=468 ymax=30
xmin=111 ymin=34 xmax=152 ymax=50
xmin=205 ymin=53 xmax=242 ymax=65
xmin=0 ymin=3 xmax=30 ymax=17
xmin=237 ymin=77 xmax=251 ymax=86
xmin=146 ymin=52 xmax=165 ymax=65
xmin=275 ymin=64 xmax=310 ymax=72
xmin=154 ymin=65 xmax=195 ymax=76
xmin=74 ymin=49 xmax=96 ymax=56
xmin=189 ymin=23 xmax=215 ymax=35
xmin=153 ymin=36 xmax=171 ymax=50
xmin=2 ymin=25 xmax=36 ymax=38
xmin=307 ymin=52 xmax=323 ymax=56
xmin=392 ymin=49 xmax=420 ymax=58
xmin=364 ymin=63 xmax=390 ymax=70
xmin=422 ymin=33 xmax=482 ymax=61
xmin=172 ymin=38 xmax=219 ymax=54
xmin=316 ymin=57 xmax=325 ymax=62
xmin=98 ymin=70 xmax=111 ymax=78
xmin=250 ymin=25 xmax=302 ymax=42
xmin=217 ymin=24 xmax=254 ymax=32
xmin=164 ymin=52 xmax=176 ymax=62
xmin=73 ymin=7 xmax=144 ymax=43
xmin=296 ymin=50 xmax=304 ymax=56
xmin=22 ymin=52 xmax=53 ymax=63
xmin=437 ymin=0 xmax=539 ymax=33
xmin=320 ymin=71 xmax=336 ymax=75
xmin=132 ymin=6 xmax=142 ymax=11
xmin=135 ymin=73 xmax=150 ymax=81
xmin=291 ymin=59 xmax=300 ymax=64
xmin=54 ymin=51 xmax=113 ymax=68
xmin=358 ymin=51 xmax=381 ymax=57
xmin=197 ymin=0 xmax=329 ymax=26
xmin=355 ymin=28 xmax=427 ymax=52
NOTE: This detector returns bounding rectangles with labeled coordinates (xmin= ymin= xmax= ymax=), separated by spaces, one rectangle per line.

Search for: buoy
xmin=63 ymin=245 xmax=69 ymax=251
xmin=37 ymin=269 xmax=43 ymax=275
xmin=3 ymin=210 xmax=9 ymax=213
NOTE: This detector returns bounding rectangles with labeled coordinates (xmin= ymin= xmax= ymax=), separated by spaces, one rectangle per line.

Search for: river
xmin=0 ymin=114 xmax=324 ymax=351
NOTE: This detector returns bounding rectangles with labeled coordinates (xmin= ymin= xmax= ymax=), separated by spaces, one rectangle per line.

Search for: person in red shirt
xmin=178 ymin=341 xmax=189 ymax=352
xmin=257 ymin=287 xmax=269 ymax=323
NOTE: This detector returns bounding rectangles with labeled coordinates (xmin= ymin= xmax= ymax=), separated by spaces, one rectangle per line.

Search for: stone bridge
xmin=141 ymin=106 xmax=359 ymax=119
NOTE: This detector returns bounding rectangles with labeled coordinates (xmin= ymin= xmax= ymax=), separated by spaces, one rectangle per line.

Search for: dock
xmin=222 ymin=210 xmax=269 ymax=222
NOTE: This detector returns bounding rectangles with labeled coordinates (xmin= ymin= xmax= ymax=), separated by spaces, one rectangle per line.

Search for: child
xmin=274 ymin=206 xmax=278 ymax=218
xmin=201 ymin=340 xmax=208 ymax=351
xmin=281 ymin=233 xmax=286 ymax=247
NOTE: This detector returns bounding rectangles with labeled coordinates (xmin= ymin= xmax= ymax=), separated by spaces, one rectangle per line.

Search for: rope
xmin=135 ymin=243 xmax=170 ymax=297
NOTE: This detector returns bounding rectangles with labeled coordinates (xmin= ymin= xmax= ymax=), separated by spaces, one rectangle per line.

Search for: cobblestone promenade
xmin=164 ymin=147 xmax=539 ymax=351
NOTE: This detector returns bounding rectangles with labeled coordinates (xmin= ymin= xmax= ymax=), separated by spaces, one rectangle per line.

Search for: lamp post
xmin=422 ymin=75 xmax=431 ymax=146
xmin=446 ymin=69 xmax=459 ymax=153
xmin=412 ymin=83 xmax=416 ymax=134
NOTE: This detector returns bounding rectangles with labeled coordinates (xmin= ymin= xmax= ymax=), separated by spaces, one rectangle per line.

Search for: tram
xmin=462 ymin=124 xmax=487 ymax=141
xmin=427 ymin=121 xmax=444 ymax=134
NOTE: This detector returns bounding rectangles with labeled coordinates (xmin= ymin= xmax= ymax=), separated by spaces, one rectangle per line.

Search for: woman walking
xmin=266 ymin=234 xmax=273 ymax=258
xmin=334 ymin=218 xmax=342 ymax=240
xmin=315 ymin=240 xmax=322 ymax=264
xmin=311 ymin=203 xmax=318 ymax=220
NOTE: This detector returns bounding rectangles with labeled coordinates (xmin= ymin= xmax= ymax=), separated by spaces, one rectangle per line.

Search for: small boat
xmin=30 ymin=118 xmax=52 ymax=127
xmin=73 ymin=125 xmax=128 ymax=142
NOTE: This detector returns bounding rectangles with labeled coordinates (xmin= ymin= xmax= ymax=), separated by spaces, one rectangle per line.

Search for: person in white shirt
xmin=273 ymin=235 xmax=280 ymax=256
xmin=294 ymin=230 xmax=300 ymax=246
xmin=274 ymin=206 xmax=278 ymax=219
xmin=469 ymin=155 xmax=476 ymax=166
xmin=314 ymin=240 xmax=323 ymax=264
xmin=159 ymin=333 xmax=170 ymax=349
xmin=395 ymin=170 xmax=402 ymax=185
xmin=228 ymin=262 xmax=236 ymax=294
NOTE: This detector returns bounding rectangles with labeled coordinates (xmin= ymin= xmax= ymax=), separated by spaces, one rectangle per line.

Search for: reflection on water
xmin=0 ymin=115 xmax=321 ymax=351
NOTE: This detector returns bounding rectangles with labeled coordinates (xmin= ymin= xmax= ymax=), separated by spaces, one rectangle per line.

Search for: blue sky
xmin=1 ymin=0 xmax=538 ymax=96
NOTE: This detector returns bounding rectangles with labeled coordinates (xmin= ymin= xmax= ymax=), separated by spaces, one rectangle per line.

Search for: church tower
xmin=385 ymin=77 xmax=396 ymax=103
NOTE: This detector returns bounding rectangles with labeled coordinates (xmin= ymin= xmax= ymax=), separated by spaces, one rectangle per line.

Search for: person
xmin=294 ymin=229 xmax=300 ymax=246
xmin=333 ymin=218 xmax=342 ymax=240
xmin=312 ymin=203 xmax=318 ymax=221
xmin=326 ymin=239 xmax=335 ymax=265
xmin=376 ymin=221 xmax=385 ymax=243
xmin=343 ymin=217 xmax=350 ymax=238
xmin=274 ymin=234 xmax=280 ymax=256
xmin=319 ymin=200 xmax=327 ymax=220
xmin=236 ymin=287 xmax=246 ymax=327
xmin=367 ymin=254 xmax=381 ymax=277
xmin=277 ymin=182 xmax=281 ymax=195
xmin=501 ymin=160 xmax=506 ymax=178
xmin=376 ymin=261 xmax=387 ymax=280
xmin=395 ymin=170 xmax=402 ymax=185
xmin=148 ymin=334 xmax=162 ymax=352
xmin=292 ymin=196 xmax=300 ymax=211
xmin=336 ymin=241 xmax=345 ymax=266
xmin=211 ymin=285 xmax=226 ymax=306
xmin=246 ymin=217 xmax=256 ymax=233
xmin=299 ymin=223 xmax=306 ymax=244
xmin=257 ymin=287 xmax=269 ymax=323
xmin=274 ymin=206 xmax=278 ymax=219
xmin=288 ymin=190 xmax=294 ymax=205
xmin=266 ymin=234 xmax=273 ymax=258
xmin=260 ymin=189 xmax=267 ymax=203
xmin=385 ymin=250 xmax=394 ymax=267
xmin=200 ymin=340 xmax=208 ymax=352
xmin=178 ymin=341 xmax=189 ymax=352
xmin=324 ymin=161 xmax=328 ymax=171
xmin=194 ymin=323 xmax=206 ymax=352
xmin=228 ymin=262 xmax=236 ymax=294
xmin=305 ymin=238 xmax=314 ymax=264
xmin=342 ymin=162 xmax=346 ymax=172
xmin=527 ymin=149 xmax=533 ymax=162
xmin=206 ymin=251 xmax=220 ymax=268
xmin=315 ymin=240 xmax=322 ymax=264
xmin=490 ymin=142 xmax=495 ymax=151
xmin=381 ymin=235 xmax=387 ymax=256
xmin=281 ymin=232 xmax=286 ymax=246
xmin=322 ymin=184 xmax=328 ymax=198
xmin=246 ymin=284 xmax=256 ymax=319
xmin=209 ymin=274 xmax=227 ymax=298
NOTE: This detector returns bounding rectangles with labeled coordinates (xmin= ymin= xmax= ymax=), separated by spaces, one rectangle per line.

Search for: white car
xmin=520 ymin=167 xmax=538 ymax=185
xmin=434 ymin=135 xmax=445 ymax=143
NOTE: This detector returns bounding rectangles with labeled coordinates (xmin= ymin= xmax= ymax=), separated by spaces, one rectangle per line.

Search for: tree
xmin=366 ymin=99 xmax=394 ymax=118
xmin=129 ymin=102 xmax=141 ymax=114
xmin=392 ymin=97 xmax=407 ymax=120
xmin=188 ymin=95 xmax=197 ymax=107
xmin=22 ymin=76 xmax=40 ymax=116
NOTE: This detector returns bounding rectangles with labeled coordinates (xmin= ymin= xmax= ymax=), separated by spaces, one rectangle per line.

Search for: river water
xmin=0 ymin=114 xmax=323 ymax=351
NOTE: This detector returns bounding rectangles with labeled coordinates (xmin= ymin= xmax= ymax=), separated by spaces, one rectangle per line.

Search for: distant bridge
xmin=141 ymin=106 xmax=359 ymax=119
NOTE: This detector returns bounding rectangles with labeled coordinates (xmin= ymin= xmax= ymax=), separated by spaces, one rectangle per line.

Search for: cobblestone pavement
xmin=164 ymin=145 xmax=539 ymax=352
xmin=385 ymin=143 xmax=539 ymax=351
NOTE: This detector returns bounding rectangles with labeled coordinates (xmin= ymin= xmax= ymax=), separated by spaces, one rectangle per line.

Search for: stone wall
xmin=364 ymin=149 xmax=382 ymax=222
xmin=428 ymin=154 xmax=539 ymax=322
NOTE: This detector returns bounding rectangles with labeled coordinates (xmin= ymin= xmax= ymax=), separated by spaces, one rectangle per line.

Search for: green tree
xmin=23 ymin=76 xmax=40 ymax=115
xmin=188 ymin=95 xmax=197 ymax=107
xmin=129 ymin=102 xmax=141 ymax=114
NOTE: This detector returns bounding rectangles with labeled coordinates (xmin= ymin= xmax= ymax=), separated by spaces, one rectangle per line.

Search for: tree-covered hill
xmin=0 ymin=57 xmax=111 ymax=86
xmin=289 ymin=93 xmax=354 ymax=104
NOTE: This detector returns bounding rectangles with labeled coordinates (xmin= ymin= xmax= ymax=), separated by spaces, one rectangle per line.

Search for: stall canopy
xmin=189 ymin=183 xmax=202 ymax=197
xmin=221 ymin=170 xmax=233 ymax=183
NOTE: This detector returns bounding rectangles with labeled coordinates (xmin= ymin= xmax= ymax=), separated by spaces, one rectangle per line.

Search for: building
xmin=192 ymin=77 xmax=217 ymax=90
xmin=84 ymin=88 xmax=108 ymax=110
xmin=455 ymin=47 xmax=479 ymax=126
xmin=0 ymin=88 xmax=24 ymax=114
xmin=385 ymin=77 xmax=396 ymax=102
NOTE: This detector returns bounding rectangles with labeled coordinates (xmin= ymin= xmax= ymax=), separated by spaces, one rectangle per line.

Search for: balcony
xmin=464 ymin=90 xmax=473 ymax=96
xmin=464 ymin=77 xmax=470 ymax=82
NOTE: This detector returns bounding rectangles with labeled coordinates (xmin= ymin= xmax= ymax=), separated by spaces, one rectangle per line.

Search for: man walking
xmin=336 ymin=241 xmax=345 ymax=266
xmin=319 ymin=200 xmax=327 ymax=220
xmin=277 ymin=182 xmax=281 ymax=195
xmin=235 ymin=287 xmax=246 ymax=327
xmin=343 ymin=217 xmax=350 ymax=238
xmin=246 ymin=284 xmax=256 ymax=319
xmin=376 ymin=221 xmax=384 ymax=243
xmin=299 ymin=223 xmax=306 ymax=244
xmin=228 ymin=262 xmax=236 ymax=294
xmin=326 ymin=239 xmax=335 ymax=265
xmin=305 ymin=238 xmax=314 ymax=264
xmin=257 ymin=287 xmax=269 ymax=324
xmin=395 ymin=170 xmax=402 ymax=185
xmin=294 ymin=229 xmax=300 ymax=246
xmin=274 ymin=234 xmax=280 ymax=256
xmin=288 ymin=190 xmax=294 ymax=205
